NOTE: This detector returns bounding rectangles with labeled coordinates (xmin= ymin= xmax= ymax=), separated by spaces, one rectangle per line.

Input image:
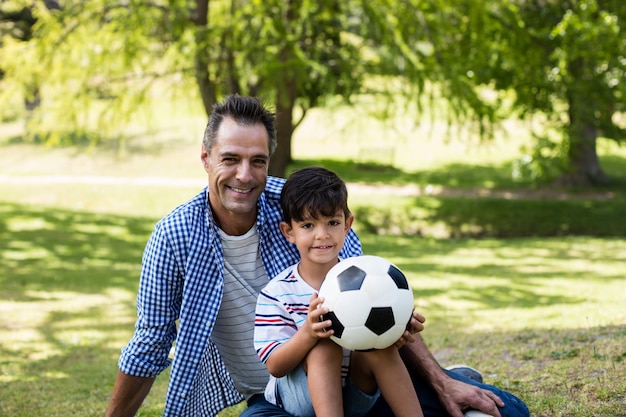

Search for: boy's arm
xmin=264 ymin=293 xmax=333 ymax=377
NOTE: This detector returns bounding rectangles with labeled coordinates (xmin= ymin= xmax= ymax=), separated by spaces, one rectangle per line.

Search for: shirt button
xmin=193 ymin=359 xmax=198 ymax=364
xmin=180 ymin=392 xmax=186 ymax=398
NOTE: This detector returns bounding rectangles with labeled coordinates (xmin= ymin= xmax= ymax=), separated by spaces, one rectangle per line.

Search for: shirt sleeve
xmin=118 ymin=220 xmax=182 ymax=377
xmin=254 ymin=287 xmax=299 ymax=364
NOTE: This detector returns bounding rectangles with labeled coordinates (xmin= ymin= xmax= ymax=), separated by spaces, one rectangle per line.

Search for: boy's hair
xmin=280 ymin=166 xmax=351 ymax=224
xmin=203 ymin=94 xmax=277 ymax=155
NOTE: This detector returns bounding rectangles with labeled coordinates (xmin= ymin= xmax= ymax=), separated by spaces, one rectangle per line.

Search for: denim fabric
xmin=241 ymin=368 xmax=530 ymax=417
xmin=365 ymin=368 xmax=530 ymax=417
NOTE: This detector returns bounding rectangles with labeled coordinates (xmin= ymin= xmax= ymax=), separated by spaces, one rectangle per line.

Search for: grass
xmin=1 ymin=104 xmax=626 ymax=416
xmin=1 ymin=204 xmax=625 ymax=416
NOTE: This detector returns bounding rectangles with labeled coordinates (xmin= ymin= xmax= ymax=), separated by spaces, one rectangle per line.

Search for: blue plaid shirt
xmin=118 ymin=176 xmax=363 ymax=416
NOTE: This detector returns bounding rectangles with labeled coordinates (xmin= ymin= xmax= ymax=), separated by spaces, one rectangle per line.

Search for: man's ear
xmin=279 ymin=221 xmax=295 ymax=243
xmin=200 ymin=145 xmax=210 ymax=173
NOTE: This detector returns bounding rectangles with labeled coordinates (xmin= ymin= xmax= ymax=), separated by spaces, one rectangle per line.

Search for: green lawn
xmin=1 ymin=112 xmax=626 ymax=416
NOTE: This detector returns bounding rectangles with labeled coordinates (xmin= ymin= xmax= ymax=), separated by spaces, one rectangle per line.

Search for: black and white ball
xmin=318 ymin=255 xmax=414 ymax=351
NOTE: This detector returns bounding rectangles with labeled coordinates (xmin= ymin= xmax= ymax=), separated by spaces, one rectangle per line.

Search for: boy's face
xmin=280 ymin=210 xmax=354 ymax=268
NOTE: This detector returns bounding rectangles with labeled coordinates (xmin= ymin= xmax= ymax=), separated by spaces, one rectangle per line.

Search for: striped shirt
xmin=254 ymin=265 xmax=351 ymax=406
xmin=212 ymin=225 xmax=270 ymax=399
xmin=117 ymin=176 xmax=363 ymax=417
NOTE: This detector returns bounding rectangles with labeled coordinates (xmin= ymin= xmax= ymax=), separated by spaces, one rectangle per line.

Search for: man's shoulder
xmin=263 ymin=176 xmax=286 ymax=199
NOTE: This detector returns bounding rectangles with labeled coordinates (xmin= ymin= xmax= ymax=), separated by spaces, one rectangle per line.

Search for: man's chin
xmin=224 ymin=202 xmax=257 ymax=216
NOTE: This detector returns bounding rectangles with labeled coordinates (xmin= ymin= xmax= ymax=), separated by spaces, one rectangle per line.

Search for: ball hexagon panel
xmin=336 ymin=265 xmax=367 ymax=291
xmin=387 ymin=264 xmax=409 ymax=290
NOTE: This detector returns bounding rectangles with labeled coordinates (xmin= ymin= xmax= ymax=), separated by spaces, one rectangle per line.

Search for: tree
xmin=201 ymin=0 xmax=365 ymax=176
xmin=358 ymin=0 xmax=626 ymax=185
xmin=504 ymin=0 xmax=626 ymax=185
xmin=0 ymin=0 xmax=60 ymax=111
xmin=0 ymin=0 xmax=368 ymax=175
xmin=2 ymin=0 xmax=624 ymax=184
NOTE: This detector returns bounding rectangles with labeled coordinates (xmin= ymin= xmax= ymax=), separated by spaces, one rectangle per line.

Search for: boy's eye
xmin=329 ymin=220 xmax=340 ymax=226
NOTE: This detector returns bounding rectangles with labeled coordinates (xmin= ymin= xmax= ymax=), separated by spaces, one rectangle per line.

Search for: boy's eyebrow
xmin=297 ymin=210 xmax=344 ymax=221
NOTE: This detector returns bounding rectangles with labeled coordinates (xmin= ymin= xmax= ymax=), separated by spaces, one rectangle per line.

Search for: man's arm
xmin=104 ymin=371 xmax=155 ymax=417
xmin=400 ymin=335 xmax=505 ymax=417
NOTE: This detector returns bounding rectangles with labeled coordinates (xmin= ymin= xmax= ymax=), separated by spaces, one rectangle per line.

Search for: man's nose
xmin=236 ymin=161 xmax=253 ymax=182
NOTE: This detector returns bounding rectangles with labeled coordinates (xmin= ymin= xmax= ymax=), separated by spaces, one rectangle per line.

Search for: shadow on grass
xmin=0 ymin=202 xmax=155 ymax=299
xmin=289 ymin=154 xmax=626 ymax=191
xmin=289 ymin=158 xmax=523 ymax=188
xmin=0 ymin=305 xmax=169 ymax=417
xmin=0 ymin=203 xmax=166 ymax=415
xmin=1 ymin=203 xmax=624 ymax=416
xmin=361 ymin=234 xmax=624 ymax=312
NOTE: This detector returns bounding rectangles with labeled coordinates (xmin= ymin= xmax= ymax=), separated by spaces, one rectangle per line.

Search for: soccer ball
xmin=318 ymin=255 xmax=414 ymax=351
xmin=464 ymin=411 xmax=494 ymax=417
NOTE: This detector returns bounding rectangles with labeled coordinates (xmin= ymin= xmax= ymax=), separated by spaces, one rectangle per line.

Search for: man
xmin=104 ymin=94 xmax=529 ymax=417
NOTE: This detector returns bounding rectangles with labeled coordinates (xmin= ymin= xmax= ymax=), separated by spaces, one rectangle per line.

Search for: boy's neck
xmin=297 ymin=258 xmax=340 ymax=290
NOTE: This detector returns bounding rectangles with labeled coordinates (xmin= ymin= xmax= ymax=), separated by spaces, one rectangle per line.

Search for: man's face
xmin=201 ymin=117 xmax=270 ymax=234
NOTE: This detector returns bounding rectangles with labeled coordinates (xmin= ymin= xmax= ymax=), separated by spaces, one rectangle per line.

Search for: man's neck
xmin=218 ymin=219 xmax=256 ymax=236
xmin=209 ymin=202 xmax=257 ymax=236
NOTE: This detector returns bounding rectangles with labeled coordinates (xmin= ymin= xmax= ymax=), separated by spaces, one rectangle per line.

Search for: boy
xmin=254 ymin=166 xmax=423 ymax=417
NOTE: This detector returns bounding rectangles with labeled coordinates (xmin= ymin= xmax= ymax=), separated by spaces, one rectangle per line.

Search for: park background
xmin=1 ymin=1 xmax=626 ymax=416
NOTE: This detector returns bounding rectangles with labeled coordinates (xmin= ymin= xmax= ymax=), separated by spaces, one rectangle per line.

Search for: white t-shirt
xmin=211 ymin=225 xmax=270 ymax=400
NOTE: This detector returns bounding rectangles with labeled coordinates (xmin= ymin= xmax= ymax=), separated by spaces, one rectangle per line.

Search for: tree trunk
xmin=193 ymin=0 xmax=216 ymax=116
xmin=270 ymin=89 xmax=295 ymax=178
xmin=557 ymin=58 xmax=611 ymax=187
xmin=268 ymin=0 xmax=299 ymax=179
xmin=557 ymin=94 xmax=611 ymax=186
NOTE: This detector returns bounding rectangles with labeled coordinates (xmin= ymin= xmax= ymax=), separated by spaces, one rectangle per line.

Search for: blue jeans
xmin=240 ymin=368 xmax=529 ymax=417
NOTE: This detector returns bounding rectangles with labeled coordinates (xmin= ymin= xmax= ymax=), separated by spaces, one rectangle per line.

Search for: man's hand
xmin=437 ymin=377 xmax=505 ymax=417
xmin=394 ymin=311 xmax=425 ymax=348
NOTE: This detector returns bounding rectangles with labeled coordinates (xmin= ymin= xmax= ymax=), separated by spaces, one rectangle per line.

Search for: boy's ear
xmin=345 ymin=214 xmax=354 ymax=233
xmin=279 ymin=221 xmax=295 ymax=243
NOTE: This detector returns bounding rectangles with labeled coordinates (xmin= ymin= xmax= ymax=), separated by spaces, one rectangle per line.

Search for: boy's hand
xmin=306 ymin=293 xmax=334 ymax=339
xmin=394 ymin=311 xmax=426 ymax=348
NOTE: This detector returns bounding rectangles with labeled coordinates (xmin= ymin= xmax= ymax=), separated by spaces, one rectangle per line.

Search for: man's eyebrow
xmin=218 ymin=151 xmax=239 ymax=157
xmin=219 ymin=151 xmax=269 ymax=159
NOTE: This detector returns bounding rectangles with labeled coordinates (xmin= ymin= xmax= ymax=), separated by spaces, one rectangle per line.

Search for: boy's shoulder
xmin=269 ymin=263 xmax=298 ymax=282
xmin=262 ymin=263 xmax=299 ymax=292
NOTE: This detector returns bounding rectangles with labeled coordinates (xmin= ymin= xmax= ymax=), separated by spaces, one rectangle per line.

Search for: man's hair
xmin=280 ymin=166 xmax=351 ymax=224
xmin=203 ymin=94 xmax=277 ymax=155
